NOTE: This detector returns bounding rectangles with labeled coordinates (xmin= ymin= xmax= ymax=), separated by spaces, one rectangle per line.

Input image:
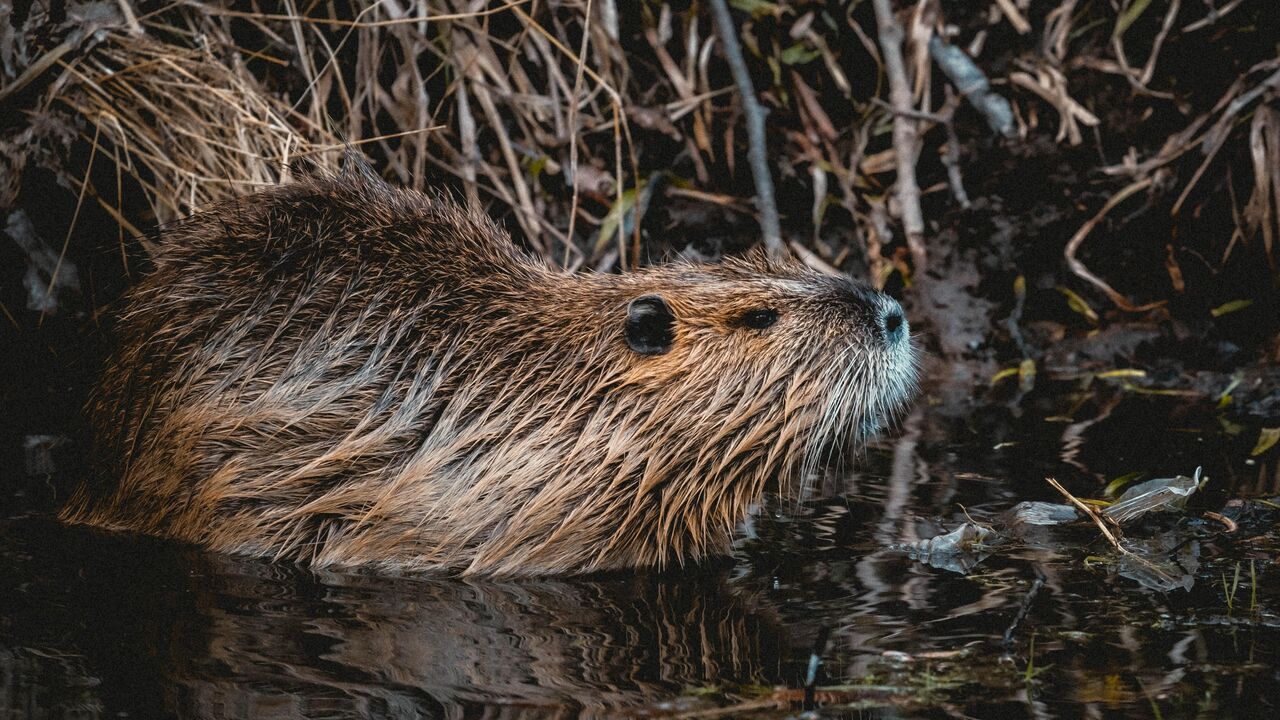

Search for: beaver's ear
xmin=625 ymin=295 xmax=674 ymax=355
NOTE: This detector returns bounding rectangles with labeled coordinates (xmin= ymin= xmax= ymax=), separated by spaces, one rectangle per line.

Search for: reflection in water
xmin=2 ymin=385 xmax=1279 ymax=718
xmin=1 ymin=530 xmax=788 ymax=718
xmin=178 ymin=564 xmax=785 ymax=718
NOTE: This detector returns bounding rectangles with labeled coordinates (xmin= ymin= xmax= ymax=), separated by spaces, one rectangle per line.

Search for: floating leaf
xmin=1116 ymin=532 xmax=1199 ymax=592
xmin=1253 ymin=428 xmax=1280 ymax=456
xmin=1103 ymin=471 xmax=1146 ymax=498
xmin=1210 ymin=299 xmax=1254 ymax=317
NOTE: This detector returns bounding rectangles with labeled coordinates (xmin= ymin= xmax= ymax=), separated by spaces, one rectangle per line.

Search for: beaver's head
xmin=417 ymin=251 xmax=918 ymax=575
xmin=612 ymin=256 xmax=915 ymax=462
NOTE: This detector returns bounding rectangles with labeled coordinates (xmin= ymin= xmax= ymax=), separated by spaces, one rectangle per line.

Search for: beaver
xmin=59 ymin=163 xmax=917 ymax=576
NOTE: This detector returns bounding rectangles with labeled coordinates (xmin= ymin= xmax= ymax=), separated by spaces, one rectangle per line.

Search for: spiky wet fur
xmin=61 ymin=168 xmax=916 ymax=576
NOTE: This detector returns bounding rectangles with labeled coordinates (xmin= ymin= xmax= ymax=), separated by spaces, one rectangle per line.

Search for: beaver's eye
xmin=625 ymin=295 xmax=675 ymax=355
xmin=739 ymin=309 xmax=778 ymax=330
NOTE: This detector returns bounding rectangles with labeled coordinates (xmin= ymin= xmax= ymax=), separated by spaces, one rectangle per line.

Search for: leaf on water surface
xmin=900 ymin=469 xmax=1215 ymax=586
xmin=1103 ymin=471 xmax=1146 ymax=498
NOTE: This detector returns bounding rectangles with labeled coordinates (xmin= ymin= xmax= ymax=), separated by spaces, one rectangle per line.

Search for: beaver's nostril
xmin=884 ymin=311 xmax=903 ymax=335
xmin=880 ymin=303 xmax=906 ymax=343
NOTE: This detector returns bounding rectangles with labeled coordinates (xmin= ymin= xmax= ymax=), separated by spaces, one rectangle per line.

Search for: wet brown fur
xmin=60 ymin=166 xmax=916 ymax=576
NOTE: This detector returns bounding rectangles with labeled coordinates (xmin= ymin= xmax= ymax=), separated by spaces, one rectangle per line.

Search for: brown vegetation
xmin=2 ymin=1 xmax=1278 ymax=424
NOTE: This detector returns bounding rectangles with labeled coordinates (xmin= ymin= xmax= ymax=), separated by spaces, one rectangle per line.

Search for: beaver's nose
xmin=879 ymin=299 xmax=907 ymax=344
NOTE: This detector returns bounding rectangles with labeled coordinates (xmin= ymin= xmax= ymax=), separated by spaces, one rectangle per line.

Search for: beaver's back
xmin=65 ymin=170 xmax=550 ymax=559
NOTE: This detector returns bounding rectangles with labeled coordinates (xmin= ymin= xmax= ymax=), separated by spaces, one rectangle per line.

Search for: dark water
xmin=3 ymin=381 xmax=1278 ymax=719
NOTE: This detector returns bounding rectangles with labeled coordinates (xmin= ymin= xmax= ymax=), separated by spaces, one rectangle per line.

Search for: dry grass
xmin=2 ymin=0 xmax=1277 ymax=294
xmin=56 ymin=29 xmax=340 ymax=227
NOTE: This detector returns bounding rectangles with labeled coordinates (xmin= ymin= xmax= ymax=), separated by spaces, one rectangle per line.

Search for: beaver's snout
xmin=829 ymin=278 xmax=908 ymax=347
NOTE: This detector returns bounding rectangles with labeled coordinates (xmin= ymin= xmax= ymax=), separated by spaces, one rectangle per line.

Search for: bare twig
xmin=1064 ymin=178 xmax=1167 ymax=312
xmin=42 ymin=121 xmax=102 ymax=323
xmin=202 ymin=1 xmax=535 ymax=28
xmin=939 ymin=91 xmax=971 ymax=209
xmin=993 ymin=0 xmax=1031 ymax=34
xmin=789 ymin=240 xmax=840 ymax=275
xmin=0 ymin=32 xmax=84 ymax=104
xmin=1046 ymin=477 xmax=1126 ymax=553
xmin=564 ymin=0 xmax=594 ymax=267
xmin=1203 ymin=511 xmax=1238 ymax=533
xmin=1109 ymin=0 xmax=1179 ymax=97
xmin=707 ymin=0 xmax=784 ymax=258
xmin=871 ymin=0 xmax=927 ymax=271
xmin=1183 ymin=0 xmax=1246 ymax=33
xmin=115 ymin=0 xmax=144 ymax=35
xmin=1172 ymin=66 xmax=1280 ymax=215
xmin=1009 ymin=66 xmax=1099 ymax=145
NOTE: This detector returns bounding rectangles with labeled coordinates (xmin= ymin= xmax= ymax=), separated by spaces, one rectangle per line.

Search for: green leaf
xmin=990 ymin=366 xmax=1020 ymax=384
xmin=1114 ymin=0 xmax=1153 ymax=38
xmin=780 ymin=43 xmax=821 ymax=65
xmin=595 ymin=183 xmax=642 ymax=254
xmin=1104 ymin=471 xmax=1146 ymax=499
xmin=729 ymin=0 xmax=780 ymax=19
xmin=1210 ymin=299 xmax=1253 ymax=317
xmin=525 ymin=155 xmax=548 ymax=180
xmin=1097 ymin=369 xmax=1146 ymax=379
xmin=1056 ymin=286 xmax=1099 ymax=323
xmin=1018 ymin=358 xmax=1037 ymax=392
xmin=1252 ymin=428 xmax=1280 ymax=456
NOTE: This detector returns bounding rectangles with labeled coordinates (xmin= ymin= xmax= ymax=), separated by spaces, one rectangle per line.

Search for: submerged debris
xmin=1000 ymin=501 xmax=1080 ymax=531
xmin=1115 ymin=532 xmax=1201 ymax=593
xmin=1103 ymin=469 xmax=1204 ymax=524
xmin=896 ymin=469 xmax=1220 ymax=591
xmin=892 ymin=522 xmax=997 ymax=573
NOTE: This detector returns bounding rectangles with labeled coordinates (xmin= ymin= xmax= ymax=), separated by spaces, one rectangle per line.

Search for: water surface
xmin=3 ymin=381 xmax=1278 ymax=718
